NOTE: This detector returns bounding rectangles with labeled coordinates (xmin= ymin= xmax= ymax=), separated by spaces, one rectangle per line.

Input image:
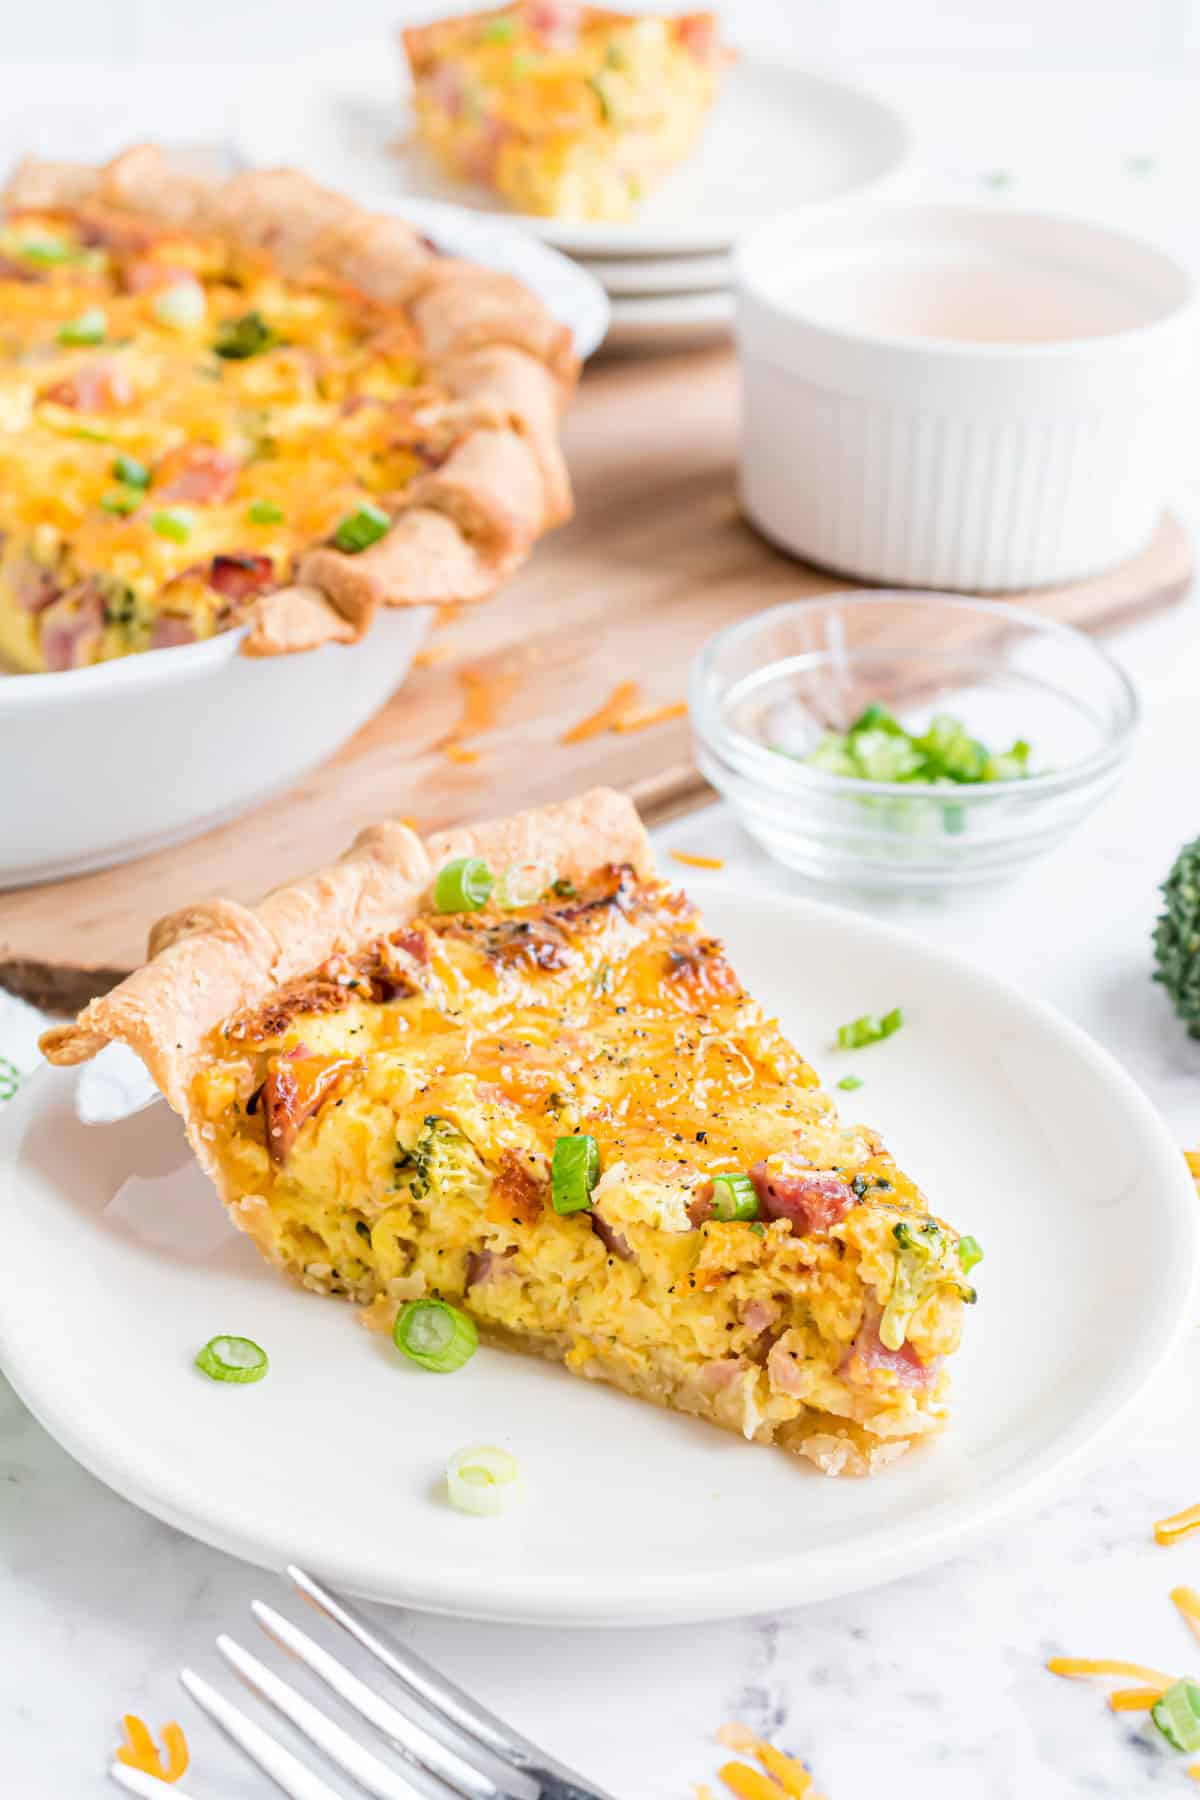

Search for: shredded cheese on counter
xmin=1108 ymin=1686 xmax=1166 ymax=1711
xmin=713 ymin=1723 xmax=823 ymax=1800
xmin=444 ymin=743 xmax=481 ymax=765
xmin=115 ymin=1716 xmax=189 ymax=1783
xmin=1047 ymin=1657 xmax=1176 ymax=1685
xmin=1156 ymin=1502 xmax=1200 ymax=1546
xmin=562 ymin=680 xmax=642 ymax=744
xmin=1172 ymin=1586 xmax=1200 ymax=1642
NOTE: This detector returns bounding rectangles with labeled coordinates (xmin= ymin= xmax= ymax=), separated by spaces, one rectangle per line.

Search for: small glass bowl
xmin=689 ymin=592 xmax=1139 ymax=889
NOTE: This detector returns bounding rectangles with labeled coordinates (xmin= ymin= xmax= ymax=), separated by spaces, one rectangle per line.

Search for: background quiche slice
xmin=402 ymin=3 xmax=726 ymax=221
xmin=42 ymin=789 xmax=975 ymax=1477
xmin=0 ymin=144 xmax=575 ymax=671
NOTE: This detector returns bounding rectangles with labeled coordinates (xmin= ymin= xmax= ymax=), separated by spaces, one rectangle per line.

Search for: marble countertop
xmin=5 ymin=58 xmax=1200 ymax=1800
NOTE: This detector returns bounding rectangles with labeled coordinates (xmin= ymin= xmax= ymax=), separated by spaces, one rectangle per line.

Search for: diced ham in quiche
xmin=749 ymin=1164 xmax=855 ymax=1236
xmin=153 ymin=445 xmax=240 ymax=504
xmin=41 ymin=360 xmax=133 ymax=411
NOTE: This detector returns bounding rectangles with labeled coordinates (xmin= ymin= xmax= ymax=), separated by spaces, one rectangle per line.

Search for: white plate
xmin=378 ymin=195 xmax=609 ymax=356
xmin=234 ymin=49 xmax=915 ymax=258
xmin=1 ymin=890 xmax=1195 ymax=1627
xmin=577 ymin=249 xmax=729 ymax=296
xmin=605 ymin=287 xmax=732 ymax=352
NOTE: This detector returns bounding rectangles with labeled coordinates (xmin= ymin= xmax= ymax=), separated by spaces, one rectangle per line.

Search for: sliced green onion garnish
xmin=551 ymin=1133 xmax=600 ymax=1214
xmin=837 ymin=1073 xmax=864 ymax=1092
xmin=393 ymin=1298 xmax=478 ymax=1373
xmin=446 ymin=1444 xmax=523 ymax=1516
xmin=248 ymin=498 xmax=285 ymax=525
xmin=151 ymin=507 xmax=193 ymax=544
xmin=957 ymin=1234 xmax=984 ymax=1274
xmin=195 ymin=1335 xmax=269 ymax=1384
xmin=100 ymin=490 xmax=139 ymax=516
xmin=480 ymin=15 xmax=516 ymax=40
xmin=15 ymin=232 xmax=76 ymax=265
xmin=1150 ymin=1678 xmax=1200 ymax=1752
xmin=494 ymin=863 xmax=544 ymax=910
xmin=57 ymin=307 xmax=106 ymax=347
xmin=333 ymin=501 xmax=390 ymax=554
xmin=214 ymin=308 xmax=276 ymax=359
xmin=0 ymin=1056 xmax=21 ymax=1100
xmin=433 ymin=856 xmax=494 ymax=913
xmin=112 ymin=453 xmax=150 ymax=489
xmin=836 ymin=1009 xmax=904 ymax=1050
xmin=710 ymin=1172 xmax=759 ymax=1222
xmin=152 ymin=280 xmax=206 ymax=330
xmin=793 ymin=702 xmax=1034 ymax=791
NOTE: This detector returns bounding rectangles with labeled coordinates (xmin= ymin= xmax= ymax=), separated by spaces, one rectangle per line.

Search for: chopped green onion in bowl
xmin=552 ymin=1133 xmax=600 ymax=1214
xmin=710 ymin=1172 xmax=759 ymax=1222
xmin=393 ymin=1298 xmax=478 ymax=1373
xmin=57 ymin=308 xmax=107 ymax=347
xmin=433 ymin=856 xmax=494 ymax=913
xmin=794 ymin=703 xmax=1034 ymax=788
xmin=836 ymin=1008 xmax=903 ymax=1050
xmin=195 ymin=1334 xmax=269 ymax=1384
xmin=446 ymin=1444 xmax=524 ymax=1516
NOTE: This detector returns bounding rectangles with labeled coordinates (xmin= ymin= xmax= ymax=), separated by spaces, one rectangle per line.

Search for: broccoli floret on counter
xmin=1153 ymin=838 xmax=1200 ymax=1038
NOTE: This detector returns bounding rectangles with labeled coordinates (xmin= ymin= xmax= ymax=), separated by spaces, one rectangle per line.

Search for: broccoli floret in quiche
xmin=1153 ymin=837 xmax=1200 ymax=1037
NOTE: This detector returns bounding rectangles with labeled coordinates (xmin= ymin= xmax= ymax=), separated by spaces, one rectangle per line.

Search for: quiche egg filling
xmin=0 ymin=208 xmax=432 ymax=671
xmin=404 ymin=5 xmax=724 ymax=222
xmin=192 ymin=865 xmax=973 ymax=1475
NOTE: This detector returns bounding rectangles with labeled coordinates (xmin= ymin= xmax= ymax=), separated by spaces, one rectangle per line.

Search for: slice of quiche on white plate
xmin=42 ymin=788 xmax=977 ymax=1476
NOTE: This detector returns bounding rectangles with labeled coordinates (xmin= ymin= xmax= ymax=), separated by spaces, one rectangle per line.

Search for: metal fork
xmin=109 ymin=1565 xmax=616 ymax=1800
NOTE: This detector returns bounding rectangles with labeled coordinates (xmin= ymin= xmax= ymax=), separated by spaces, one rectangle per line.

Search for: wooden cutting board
xmin=2 ymin=346 xmax=1191 ymax=1014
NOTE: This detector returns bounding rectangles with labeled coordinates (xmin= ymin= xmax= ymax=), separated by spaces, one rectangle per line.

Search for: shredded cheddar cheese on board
xmin=115 ymin=1715 xmax=189 ymax=1783
xmin=611 ymin=699 xmax=688 ymax=733
xmin=561 ymin=679 xmax=642 ymax=744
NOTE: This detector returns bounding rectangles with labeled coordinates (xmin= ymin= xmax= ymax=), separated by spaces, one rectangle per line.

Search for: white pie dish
xmin=0 ymin=889 xmax=1195 ymax=1625
xmin=0 ymin=198 xmax=605 ymax=890
xmin=735 ymin=204 xmax=1198 ymax=589
xmin=0 ymin=607 xmax=430 ymax=888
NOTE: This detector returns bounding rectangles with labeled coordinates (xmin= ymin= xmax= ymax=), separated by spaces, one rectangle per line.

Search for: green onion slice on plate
xmin=446 ymin=1444 xmax=524 ymax=1516
xmin=710 ymin=1172 xmax=759 ymax=1222
xmin=551 ymin=1133 xmax=600 ymax=1214
xmin=836 ymin=1008 xmax=903 ymax=1050
xmin=433 ymin=856 xmax=494 ymax=913
xmin=393 ymin=1298 xmax=479 ymax=1373
xmin=194 ymin=1335 xmax=269 ymax=1384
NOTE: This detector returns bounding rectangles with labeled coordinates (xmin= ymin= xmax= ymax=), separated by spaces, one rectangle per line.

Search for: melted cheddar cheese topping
xmin=406 ymin=5 xmax=723 ymax=221
xmin=0 ymin=207 xmax=432 ymax=671
xmin=193 ymin=867 xmax=972 ymax=1473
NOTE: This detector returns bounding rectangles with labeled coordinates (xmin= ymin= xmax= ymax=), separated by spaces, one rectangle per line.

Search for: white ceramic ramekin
xmin=735 ymin=204 xmax=1198 ymax=590
xmin=2 ymin=608 xmax=428 ymax=887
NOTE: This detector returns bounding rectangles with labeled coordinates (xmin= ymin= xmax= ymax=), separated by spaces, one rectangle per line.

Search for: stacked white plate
xmin=236 ymin=51 xmax=915 ymax=354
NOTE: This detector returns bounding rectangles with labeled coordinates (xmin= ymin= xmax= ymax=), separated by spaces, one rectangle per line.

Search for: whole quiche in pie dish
xmin=43 ymin=789 xmax=977 ymax=1477
xmin=402 ymin=3 xmax=726 ymax=221
xmin=0 ymin=145 xmax=575 ymax=673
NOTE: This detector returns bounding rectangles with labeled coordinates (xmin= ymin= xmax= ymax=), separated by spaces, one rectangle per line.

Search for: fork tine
xmin=252 ymin=1603 xmax=516 ymax=1800
xmin=287 ymin=1567 xmax=536 ymax=1770
xmin=218 ymin=1633 xmax=443 ymax=1800
xmin=109 ymin=1766 xmax=202 ymax=1800
xmin=180 ymin=1666 xmax=344 ymax=1800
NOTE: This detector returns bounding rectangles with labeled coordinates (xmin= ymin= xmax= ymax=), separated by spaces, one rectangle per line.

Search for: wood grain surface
xmin=2 ymin=346 xmax=1191 ymax=1013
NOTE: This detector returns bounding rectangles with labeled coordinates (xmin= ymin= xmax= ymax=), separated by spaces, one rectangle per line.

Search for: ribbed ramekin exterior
xmin=739 ymin=357 xmax=1174 ymax=590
